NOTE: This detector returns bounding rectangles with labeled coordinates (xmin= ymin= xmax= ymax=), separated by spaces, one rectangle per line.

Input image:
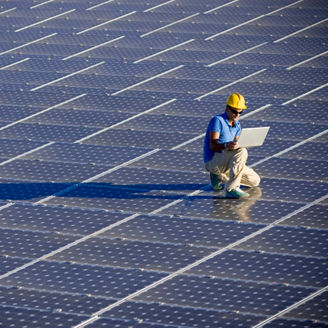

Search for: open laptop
xmin=237 ymin=126 xmax=270 ymax=148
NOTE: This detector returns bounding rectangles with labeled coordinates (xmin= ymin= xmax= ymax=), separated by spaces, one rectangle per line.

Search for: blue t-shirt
xmin=203 ymin=112 xmax=241 ymax=163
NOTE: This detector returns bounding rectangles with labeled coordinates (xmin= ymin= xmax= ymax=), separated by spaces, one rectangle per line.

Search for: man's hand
xmin=226 ymin=141 xmax=239 ymax=150
xmin=226 ymin=136 xmax=239 ymax=150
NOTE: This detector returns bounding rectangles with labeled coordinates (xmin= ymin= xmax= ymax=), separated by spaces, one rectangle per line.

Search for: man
xmin=203 ymin=93 xmax=260 ymax=199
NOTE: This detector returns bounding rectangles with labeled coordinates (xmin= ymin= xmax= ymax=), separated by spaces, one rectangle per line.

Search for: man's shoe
xmin=225 ymin=188 xmax=249 ymax=199
xmin=210 ymin=172 xmax=224 ymax=191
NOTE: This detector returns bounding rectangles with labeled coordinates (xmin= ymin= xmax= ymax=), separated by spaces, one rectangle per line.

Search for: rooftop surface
xmin=0 ymin=0 xmax=327 ymax=327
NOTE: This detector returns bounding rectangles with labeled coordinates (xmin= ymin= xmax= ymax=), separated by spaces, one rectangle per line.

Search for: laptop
xmin=237 ymin=126 xmax=270 ymax=148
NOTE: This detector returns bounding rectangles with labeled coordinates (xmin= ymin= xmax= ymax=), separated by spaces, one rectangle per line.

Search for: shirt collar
xmin=222 ymin=111 xmax=237 ymax=127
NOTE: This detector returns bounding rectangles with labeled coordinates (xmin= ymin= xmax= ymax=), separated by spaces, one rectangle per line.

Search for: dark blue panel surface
xmin=0 ymin=179 xmax=72 ymax=202
xmin=0 ymin=159 xmax=112 ymax=182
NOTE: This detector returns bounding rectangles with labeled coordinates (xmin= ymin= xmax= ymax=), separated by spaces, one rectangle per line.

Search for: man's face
xmin=226 ymin=105 xmax=244 ymax=121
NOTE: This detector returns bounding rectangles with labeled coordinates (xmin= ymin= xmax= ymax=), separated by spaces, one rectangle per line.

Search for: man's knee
xmin=242 ymin=167 xmax=261 ymax=187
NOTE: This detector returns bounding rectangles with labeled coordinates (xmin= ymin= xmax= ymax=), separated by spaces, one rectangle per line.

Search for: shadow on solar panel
xmin=0 ymin=182 xmax=208 ymax=200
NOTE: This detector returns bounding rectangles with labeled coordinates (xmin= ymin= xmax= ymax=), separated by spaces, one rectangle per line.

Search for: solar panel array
xmin=0 ymin=0 xmax=327 ymax=327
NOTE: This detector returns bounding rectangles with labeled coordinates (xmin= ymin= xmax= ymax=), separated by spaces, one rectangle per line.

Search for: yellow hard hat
xmin=226 ymin=93 xmax=247 ymax=109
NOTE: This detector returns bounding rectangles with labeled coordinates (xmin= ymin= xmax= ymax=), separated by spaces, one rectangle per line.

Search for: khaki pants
xmin=205 ymin=148 xmax=260 ymax=191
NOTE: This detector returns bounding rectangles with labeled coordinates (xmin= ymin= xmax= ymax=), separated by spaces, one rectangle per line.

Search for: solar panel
xmin=0 ymin=0 xmax=327 ymax=327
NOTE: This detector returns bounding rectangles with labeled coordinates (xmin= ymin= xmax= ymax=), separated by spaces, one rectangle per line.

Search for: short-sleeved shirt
xmin=203 ymin=112 xmax=241 ymax=163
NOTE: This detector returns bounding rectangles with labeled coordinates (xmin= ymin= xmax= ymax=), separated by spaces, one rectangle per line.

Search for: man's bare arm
xmin=210 ymin=131 xmax=239 ymax=151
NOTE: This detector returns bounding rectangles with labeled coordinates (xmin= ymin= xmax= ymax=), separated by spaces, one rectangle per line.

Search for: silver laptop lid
xmin=237 ymin=127 xmax=270 ymax=148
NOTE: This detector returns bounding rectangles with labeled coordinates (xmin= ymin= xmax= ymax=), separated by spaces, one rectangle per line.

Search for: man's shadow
xmin=0 ymin=181 xmax=208 ymax=201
